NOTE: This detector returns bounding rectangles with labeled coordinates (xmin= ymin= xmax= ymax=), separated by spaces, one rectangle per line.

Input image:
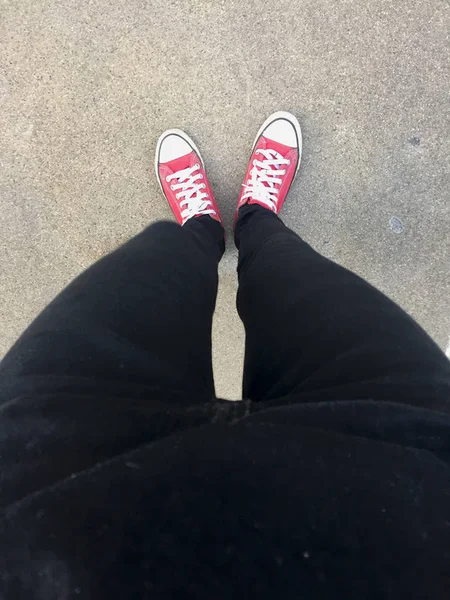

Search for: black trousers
xmin=1 ymin=205 xmax=449 ymax=409
xmin=1 ymin=205 xmax=450 ymax=599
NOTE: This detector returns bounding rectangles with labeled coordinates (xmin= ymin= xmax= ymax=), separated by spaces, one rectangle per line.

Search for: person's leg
xmin=0 ymin=129 xmax=232 ymax=508
xmin=1 ymin=127 xmax=225 ymax=407
xmin=235 ymin=204 xmax=450 ymax=411
xmin=233 ymin=111 xmax=450 ymax=411
xmin=0 ymin=216 xmax=225 ymax=406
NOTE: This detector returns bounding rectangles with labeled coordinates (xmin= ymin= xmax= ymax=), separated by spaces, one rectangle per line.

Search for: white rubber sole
xmin=251 ymin=111 xmax=302 ymax=176
xmin=154 ymin=128 xmax=205 ymax=195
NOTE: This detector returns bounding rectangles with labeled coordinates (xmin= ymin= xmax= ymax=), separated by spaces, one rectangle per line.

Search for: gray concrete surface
xmin=1 ymin=0 xmax=449 ymax=399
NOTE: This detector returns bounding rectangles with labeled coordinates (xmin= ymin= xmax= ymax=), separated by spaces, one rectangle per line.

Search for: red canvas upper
xmin=235 ymin=135 xmax=299 ymax=222
xmin=158 ymin=150 xmax=223 ymax=226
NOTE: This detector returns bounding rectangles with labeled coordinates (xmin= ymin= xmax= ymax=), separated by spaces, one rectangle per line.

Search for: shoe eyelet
xmin=202 ymin=184 xmax=206 ymax=189
xmin=199 ymin=174 xmax=203 ymax=179
xmin=287 ymin=160 xmax=291 ymax=165
xmin=255 ymin=150 xmax=260 ymax=155
xmin=194 ymin=163 xmax=200 ymax=169
xmin=165 ymin=176 xmax=170 ymax=183
xmin=170 ymin=185 xmax=175 ymax=190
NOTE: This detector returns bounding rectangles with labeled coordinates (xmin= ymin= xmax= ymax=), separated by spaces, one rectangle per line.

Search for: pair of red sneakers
xmin=155 ymin=112 xmax=302 ymax=227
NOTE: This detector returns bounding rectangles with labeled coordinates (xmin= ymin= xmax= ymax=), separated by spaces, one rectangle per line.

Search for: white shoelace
xmin=241 ymin=149 xmax=290 ymax=211
xmin=166 ymin=163 xmax=215 ymax=224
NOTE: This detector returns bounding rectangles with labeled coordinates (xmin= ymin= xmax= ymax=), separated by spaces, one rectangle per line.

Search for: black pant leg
xmin=0 ymin=216 xmax=225 ymax=405
xmin=235 ymin=205 xmax=450 ymax=411
xmin=0 ymin=216 xmax=227 ymax=507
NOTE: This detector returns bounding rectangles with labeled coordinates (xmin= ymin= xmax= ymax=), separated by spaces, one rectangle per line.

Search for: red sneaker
xmin=155 ymin=129 xmax=223 ymax=226
xmin=235 ymin=111 xmax=302 ymax=222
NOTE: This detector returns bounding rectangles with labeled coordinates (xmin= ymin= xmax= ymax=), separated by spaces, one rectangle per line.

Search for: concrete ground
xmin=1 ymin=0 xmax=449 ymax=399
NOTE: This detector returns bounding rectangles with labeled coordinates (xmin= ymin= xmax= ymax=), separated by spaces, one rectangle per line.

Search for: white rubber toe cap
xmin=158 ymin=133 xmax=192 ymax=163
xmin=263 ymin=118 xmax=297 ymax=147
